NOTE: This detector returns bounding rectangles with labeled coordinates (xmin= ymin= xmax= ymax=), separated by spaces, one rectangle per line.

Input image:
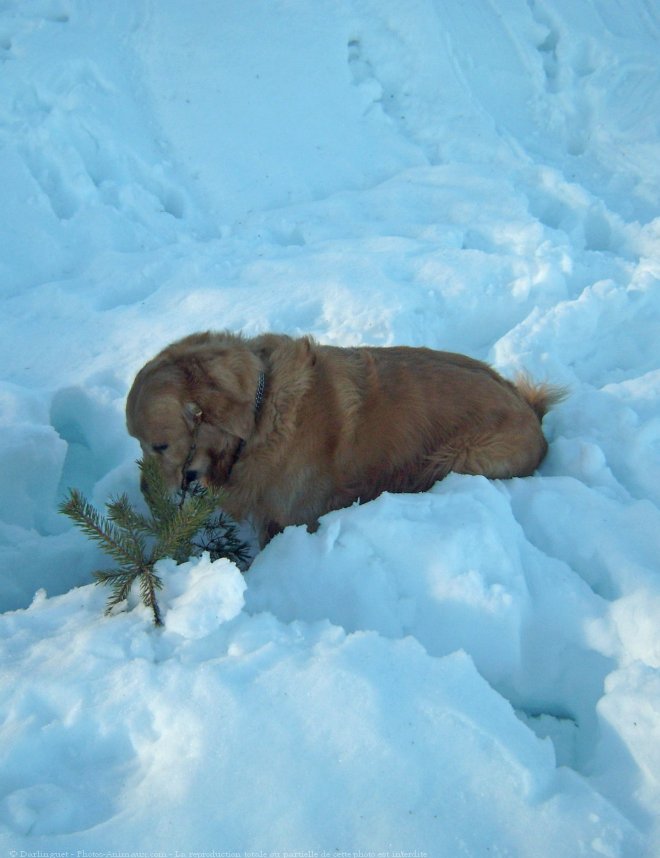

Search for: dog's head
xmin=126 ymin=335 xmax=263 ymax=491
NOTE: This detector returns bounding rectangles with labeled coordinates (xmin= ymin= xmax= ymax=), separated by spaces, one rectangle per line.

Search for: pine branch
xmin=138 ymin=570 xmax=164 ymax=626
xmin=93 ymin=568 xmax=135 ymax=584
xmin=193 ymin=512 xmax=252 ymax=568
xmin=152 ymin=497 xmax=217 ymax=564
xmin=106 ymin=494 xmax=155 ymax=537
xmin=60 ymin=457 xmax=250 ymax=626
xmin=94 ymin=569 xmax=137 ymax=614
xmin=139 ymin=456 xmax=179 ymax=526
xmin=61 ymin=491 xmax=157 ymax=622
xmin=59 ymin=490 xmax=144 ymax=569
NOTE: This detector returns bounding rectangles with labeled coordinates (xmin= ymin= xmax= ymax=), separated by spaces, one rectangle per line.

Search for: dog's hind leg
xmin=425 ymin=415 xmax=549 ymax=482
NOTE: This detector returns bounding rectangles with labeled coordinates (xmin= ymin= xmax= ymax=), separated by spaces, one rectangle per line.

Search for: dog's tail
xmin=515 ymin=375 xmax=568 ymax=422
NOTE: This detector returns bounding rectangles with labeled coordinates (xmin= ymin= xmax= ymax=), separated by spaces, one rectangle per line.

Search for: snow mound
xmin=0 ymin=563 xmax=642 ymax=854
xmin=161 ymin=553 xmax=247 ymax=639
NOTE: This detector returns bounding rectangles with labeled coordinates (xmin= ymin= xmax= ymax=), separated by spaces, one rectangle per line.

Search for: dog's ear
xmin=199 ymin=349 xmax=261 ymax=400
xmin=207 ymin=399 xmax=255 ymax=441
xmin=180 ymin=346 xmax=261 ymax=441
xmin=183 ymin=401 xmax=203 ymax=430
xmin=184 ymin=396 xmax=254 ymax=441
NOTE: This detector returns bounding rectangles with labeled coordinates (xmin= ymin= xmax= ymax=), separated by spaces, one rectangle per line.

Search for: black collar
xmin=226 ymin=369 xmax=266 ymax=480
xmin=254 ymin=370 xmax=266 ymax=415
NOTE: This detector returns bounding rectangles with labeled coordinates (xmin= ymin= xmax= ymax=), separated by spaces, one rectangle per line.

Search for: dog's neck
xmin=225 ymin=369 xmax=266 ymax=481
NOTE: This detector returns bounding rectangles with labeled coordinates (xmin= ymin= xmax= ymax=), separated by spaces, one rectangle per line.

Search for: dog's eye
xmin=152 ymin=443 xmax=169 ymax=454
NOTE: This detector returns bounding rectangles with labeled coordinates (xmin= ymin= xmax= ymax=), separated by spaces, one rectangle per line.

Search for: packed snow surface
xmin=1 ymin=0 xmax=660 ymax=854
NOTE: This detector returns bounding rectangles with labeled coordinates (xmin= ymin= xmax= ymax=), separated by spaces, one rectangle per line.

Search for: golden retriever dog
xmin=126 ymin=331 xmax=564 ymax=546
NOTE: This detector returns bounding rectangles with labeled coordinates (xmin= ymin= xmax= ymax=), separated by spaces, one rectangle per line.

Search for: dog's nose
xmin=185 ymin=469 xmax=198 ymax=484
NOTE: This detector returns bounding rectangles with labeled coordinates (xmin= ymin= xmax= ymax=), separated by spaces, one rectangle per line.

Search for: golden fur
xmin=126 ymin=332 xmax=564 ymax=546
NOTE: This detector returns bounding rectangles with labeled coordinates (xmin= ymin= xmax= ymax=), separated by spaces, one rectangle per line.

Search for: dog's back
xmin=314 ymin=345 xmax=557 ymax=493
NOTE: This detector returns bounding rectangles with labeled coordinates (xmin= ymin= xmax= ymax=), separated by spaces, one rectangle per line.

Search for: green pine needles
xmin=59 ymin=457 xmax=250 ymax=626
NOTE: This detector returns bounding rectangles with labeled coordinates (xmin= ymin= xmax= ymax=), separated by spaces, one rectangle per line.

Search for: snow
xmin=0 ymin=0 xmax=659 ymax=854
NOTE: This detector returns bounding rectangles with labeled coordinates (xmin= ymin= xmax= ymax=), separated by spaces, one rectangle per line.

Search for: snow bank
xmin=247 ymin=477 xmax=613 ymax=741
xmin=1 ymin=0 xmax=659 ymax=854
xmin=0 ymin=557 xmax=643 ymax=855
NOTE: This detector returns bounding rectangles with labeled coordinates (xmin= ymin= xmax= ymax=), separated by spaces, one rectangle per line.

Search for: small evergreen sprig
xmin=59 ymin=457 xmax=250 ymax=626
